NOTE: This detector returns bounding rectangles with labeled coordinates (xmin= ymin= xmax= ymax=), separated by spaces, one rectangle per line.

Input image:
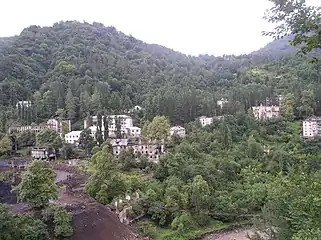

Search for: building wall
xmin=303 ymin=118 xmax=321 ymax=138
xmin=9 ymin=118 xmax=71 ymax=136
xmin=252 ymin=105 xmax=280 ymax=120
xmin=170 ymin=126 xmax=186 ymax=137
xmin=199 ymin=116 xmax=213 ymax=127
xmin=127 ymin=127 xmax=141 ymax=137
xmin=65 ymin=131 xmax=82 ymax=144
xmin=85 ymin=115 xmax=133 ymax=131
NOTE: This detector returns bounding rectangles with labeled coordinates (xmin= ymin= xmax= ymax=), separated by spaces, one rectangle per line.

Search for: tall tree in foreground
xmin=142 ymin=116 xmax=170 ymax=142
xmin=96 ymin=112 xmax=103 ymax=146
xmin=103 ymin=114 xmax=109 ymax=141
xmin=14 ymin=160 xmax=58 ymax=208
xmin=263 ymin=0 xmax=321 ymax=55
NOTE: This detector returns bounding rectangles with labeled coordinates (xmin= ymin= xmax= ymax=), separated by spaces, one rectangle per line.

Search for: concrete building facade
xmin=199 ymin=116 xmax=214 ymax=127
xmin=303 ymin=117 xmax=321 ymax=138
xmin=65 ymin=131 xmax=83 ymax=144
xmin=170 ymin=126 xmax=186 ymax=137
xmin=252 ymin=104 xmax=280 ymax=120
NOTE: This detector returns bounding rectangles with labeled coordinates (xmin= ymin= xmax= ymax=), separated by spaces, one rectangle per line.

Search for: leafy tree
xmin=65 ymin=87 xmax=77 ymax=120
xmin=281 ymin=93 xmax=295 ymax=120
xmin=142 ymin=116 xmax=170 ymax=142
xmin=102 ymin=114 xmax=109 ymax=141
xmin=78 ymin=129 xmax=95 ymax=156
xmin=190 ymin=175 xmax=210 ymax=213
xmin=42 ymin=204 xmax=73 ymax=239
xmin=263 ymin=0 xmax=321 ymax=55
xmin=36 ymin=129 xmax=62 ymax=149
xmin=119 ymin=148 xmax=136 ymax=171
xmin=14 ymin=160 xmax=58 ymax=208
xmin=95 ymin=112 xmax=103 ymax=146
xmin=219 ymin=120 xmax=232 ymax=150
xmin=0 ymin=204 xmax=19 ymax=240
xmin=85 ymin=146 xmax=126 ymax=203
xmin=16 ymin=131 xmax=36 ymax=148
xmin=0 ymin=135 xmax=12 ymax=156
xmin=115 ymin=116 xmax=122 ymax=139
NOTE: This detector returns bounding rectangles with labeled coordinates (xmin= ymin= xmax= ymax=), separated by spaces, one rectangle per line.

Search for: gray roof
xmin=110 ymin=139 xmax=128 ymax=147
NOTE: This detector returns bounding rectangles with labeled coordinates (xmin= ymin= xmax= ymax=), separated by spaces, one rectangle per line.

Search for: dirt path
xmin=203 ymin=228 xmax=253 ymax=240
xmin=54 ymin=170 xmax=71 ymax=183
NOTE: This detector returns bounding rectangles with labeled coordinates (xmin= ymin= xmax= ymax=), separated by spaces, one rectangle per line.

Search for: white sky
xmin=0 ymin=0 xmax=319 ymax=56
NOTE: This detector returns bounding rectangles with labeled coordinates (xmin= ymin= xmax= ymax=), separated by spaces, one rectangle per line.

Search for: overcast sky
xmin=0 ymin=0 xmax=319 ymax=56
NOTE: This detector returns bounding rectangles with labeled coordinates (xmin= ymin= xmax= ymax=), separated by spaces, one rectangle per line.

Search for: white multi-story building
xmin=9 ymin=118 xmax=71 ymax=137
xmin=65 ymin=131 xmax=83 ymax=144
xmin=303 ymin=117 xmax=321 ymax=138
xmin=252 ymin=104 xmax=280 ymax=120
xmin=127 ymin=126 xmax=141 ymax=137
xmin=16 ymin=101 xmax=31 ymax=109
xmin=217 ymin=98 xmax=228 ymax=109
xmin=84 ymin=115 xmax=133 ymax=129
xmin=170 ymin=126 xmax=186 ymax=137
xmin=199 ymin=116 xmax=214 ymax=127
xmin=85 ymin=115 xmax=136 ymax=138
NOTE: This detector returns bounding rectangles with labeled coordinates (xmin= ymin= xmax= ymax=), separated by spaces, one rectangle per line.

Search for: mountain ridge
xmin=0 ymin=20 xmax=319 ymax=128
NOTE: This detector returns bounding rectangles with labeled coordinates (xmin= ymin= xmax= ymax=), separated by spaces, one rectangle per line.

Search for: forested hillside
xmin=0 ymin=20 xmax=320 ymax=130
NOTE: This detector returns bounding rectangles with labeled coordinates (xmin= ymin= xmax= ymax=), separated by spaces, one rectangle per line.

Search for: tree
xmin=78 ymin=129 xmax=95 ymax=156
xmin=95 ymin=112 xmax=103 ymax=146
xmin=16 ymin=131 xmax=36 ymax=148
xmin=0 ymin=135 xmax=12 ymax=156
xmin=65 ymin=87 xmax=77 ymax=120
xmin=297 ymin=89 xmax=314 ymax=118
xmin=281 ymin=93 xmax=295 ymax=120
xmin=102 ymin=114 xmax=109 ymax=141
xmin=142 ymin=116 xmax=170 ymax=142
xmin=119 ymin=148 xmax=136 ymax=171
xmin=115 ymin=116 xmax=122 ymax=139
xmin=0 ymin=203 xmax=49 ymax=240
xmin=85 ymin=146 xmax=126 ymax=203
xmin=263 ymin=0 xmax=321 ymax=55
xmin=36 ymin=129 xmax=62 ymax=149
xmin=190 ymin=175 xmax=210 ymax=213
xmin=0 ymin=204 xmax=19 ymax=240
xmin=14 ymin=160 xmax=58 ymax=208
xmin=42 ymin=204 xmax=73 ymax=238
xmin=219 ymin=120 xmax=232 ymax=150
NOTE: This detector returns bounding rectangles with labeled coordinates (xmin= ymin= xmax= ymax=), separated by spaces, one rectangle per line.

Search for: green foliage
xmin=171 ymin=212 xmax=197 ymax=233
xmin=263 ymin=0 xmax=321 ymax=55
xmin=0 ymin=171 xmax=14 ymax=181
xmin=78 ymin=128 xmax=95 ymax=156
xmin=43 ymin=204 xmax=73 ymax=238
xmin=0 ymin=204 xmax=49 ymax=240
xmin=16 ymin=131 xmax=36 ymax=148
xmin=36 ymin=129 xmax=61 ymax=149
xmin=14 ymin=160 xmax=58 ymax=208
xmin=85 ymin=146 xmax=127 ymax=203
xmin=142 ymin=116 xmax=170 ymax=141
xmin=0 ymin=135 xmax=12 ymax=156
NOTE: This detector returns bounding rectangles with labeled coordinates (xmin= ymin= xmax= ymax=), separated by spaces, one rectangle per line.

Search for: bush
xmin=171 ymin=212 xmax=197 ymax=233
xmin=42 ymin=204 xmax=73 ymax=239
xmin=135 ymin=221 xmax=157 ymax=237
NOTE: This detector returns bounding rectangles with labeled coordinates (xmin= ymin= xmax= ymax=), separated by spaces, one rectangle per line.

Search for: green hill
xmin=0 ymin=21 xmax=320 ymax=129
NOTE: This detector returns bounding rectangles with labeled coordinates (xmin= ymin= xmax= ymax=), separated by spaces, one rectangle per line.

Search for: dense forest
xmin=0 ymin=20 xmax=320 ymax=130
